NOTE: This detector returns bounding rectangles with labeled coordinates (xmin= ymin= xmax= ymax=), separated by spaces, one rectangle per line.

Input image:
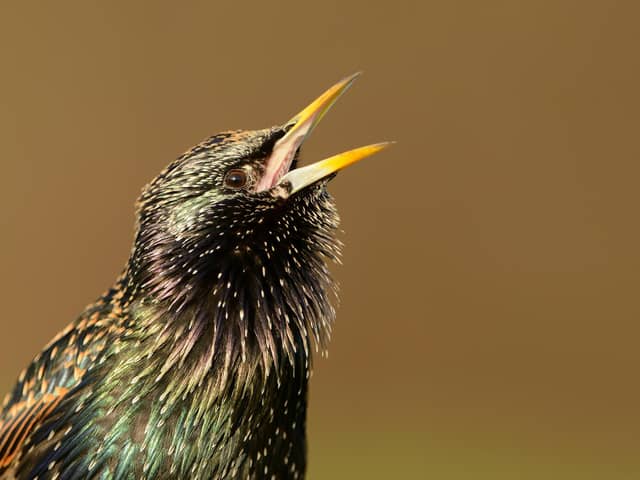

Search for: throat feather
xmin=127 ymin=186 xmax=341 ymax=400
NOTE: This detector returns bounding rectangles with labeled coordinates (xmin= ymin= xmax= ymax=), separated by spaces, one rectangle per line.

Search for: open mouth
xmin=254 ymin=73 xmax=393 ymax=197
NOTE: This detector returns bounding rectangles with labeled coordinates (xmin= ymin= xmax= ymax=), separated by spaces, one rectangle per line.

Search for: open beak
xmin=255 ymin=73 xmax=393 ymax=194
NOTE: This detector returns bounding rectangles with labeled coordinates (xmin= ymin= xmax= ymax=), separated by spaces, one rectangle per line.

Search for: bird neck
xmin=123 ymin=197 xmax=341 ymax=392
xmin=95 ymin=289 xmax=311 ymax=478
xmin=101 ymin=190 xmax=341 ymax=476
xmin=126 ymin=292 xmax=310 ymax=399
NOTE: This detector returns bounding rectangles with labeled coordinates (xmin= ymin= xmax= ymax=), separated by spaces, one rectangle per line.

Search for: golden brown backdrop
xmin=1 ymin=1 xmax=639 ymax=478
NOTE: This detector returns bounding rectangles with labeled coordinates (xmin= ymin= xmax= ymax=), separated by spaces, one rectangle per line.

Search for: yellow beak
xmin=280 ymin=142 xmax=394 ymax=194
xmin=255 ymin=73 xmax=393 ymax=193
xmin=282 ymin=71 xmax=361 ymax=140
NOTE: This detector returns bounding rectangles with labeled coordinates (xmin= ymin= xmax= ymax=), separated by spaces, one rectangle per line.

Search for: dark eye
xmin=224 ymin=169 xmax=248 ymax=189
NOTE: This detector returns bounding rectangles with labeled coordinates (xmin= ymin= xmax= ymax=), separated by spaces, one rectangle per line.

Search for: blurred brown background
xmin=1 ymin=1 xmax=639 ymax=478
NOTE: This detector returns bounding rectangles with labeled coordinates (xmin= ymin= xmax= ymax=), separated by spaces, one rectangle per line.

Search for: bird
xmin=0 ymin=73 xmax=391 ymax=480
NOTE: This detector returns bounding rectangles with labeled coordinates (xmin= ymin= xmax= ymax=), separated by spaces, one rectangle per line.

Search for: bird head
xmin=126 ymin=75 xmax=390 ymax=368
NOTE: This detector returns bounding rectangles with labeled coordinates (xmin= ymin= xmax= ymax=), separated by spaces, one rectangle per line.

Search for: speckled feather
xmin=0 ymin=127 xmax=342 ymax=479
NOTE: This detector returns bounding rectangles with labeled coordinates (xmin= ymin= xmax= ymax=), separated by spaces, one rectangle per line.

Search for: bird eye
xmin=224 ymin=169 xmax=248 ymax=189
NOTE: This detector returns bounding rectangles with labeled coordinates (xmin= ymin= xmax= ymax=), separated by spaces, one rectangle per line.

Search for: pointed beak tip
xmin=342 ymin=70 xmax=363 ymax=86
xmin=284 ymin=71 xmax=362 ymax=129
xmin=374 ymin=140 xmax=396 ymax=150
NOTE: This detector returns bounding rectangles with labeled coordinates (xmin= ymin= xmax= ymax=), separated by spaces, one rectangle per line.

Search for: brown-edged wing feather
xmin=0 ymin=388 xmax=68 ymax=468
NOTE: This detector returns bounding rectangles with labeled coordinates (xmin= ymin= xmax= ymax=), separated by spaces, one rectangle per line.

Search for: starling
xmin=0 ymin=74 xmax=390 ymax=480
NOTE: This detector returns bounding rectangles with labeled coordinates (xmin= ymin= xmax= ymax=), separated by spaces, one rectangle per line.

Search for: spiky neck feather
xmin=78 ymin=184 xmax=342 ymax=477
xmin=119 ymin=184 xmax=340 ymax=406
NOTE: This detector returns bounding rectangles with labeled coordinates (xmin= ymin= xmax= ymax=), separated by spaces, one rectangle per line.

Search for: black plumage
xmin=0 ymin=75 xmax=389 ymax=479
